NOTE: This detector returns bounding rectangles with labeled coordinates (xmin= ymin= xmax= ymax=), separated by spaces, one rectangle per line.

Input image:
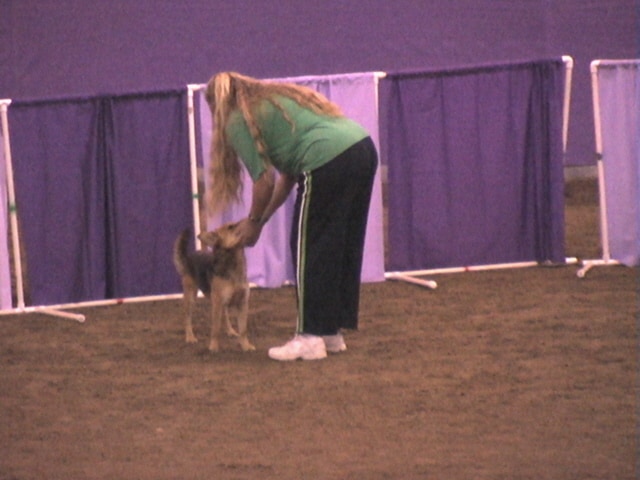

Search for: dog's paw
xmin=240 ymin=340 xmax=256 ymax=352
xmin=185 ymin=332 xmax=198 ymax=344
xmin=208 ymin=340 xmax=220 ymax=352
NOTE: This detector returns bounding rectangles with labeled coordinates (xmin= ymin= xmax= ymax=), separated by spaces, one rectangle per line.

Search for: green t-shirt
xmin=225 ymin=96 xmax=369 ymax=181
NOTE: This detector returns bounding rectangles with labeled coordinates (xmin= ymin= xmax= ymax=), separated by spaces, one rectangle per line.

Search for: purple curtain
xmin=596 ymin=62 xmax=640 ymax=266
xmin=9 ymin=90 xmax=191 ymax=305
xmin=380 ymin=59 xmax=566 ymax=271
xmin=10 ymin=98 xmax=106 ymax=305
xmin=102 ymin=92 xmax=192 ymax=297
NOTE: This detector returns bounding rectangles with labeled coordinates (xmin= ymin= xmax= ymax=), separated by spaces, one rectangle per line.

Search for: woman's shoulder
xmin=263 ymin=95 xmax=298 ymax=110
xmin=225 ymin=109 xmax=246 ymax=130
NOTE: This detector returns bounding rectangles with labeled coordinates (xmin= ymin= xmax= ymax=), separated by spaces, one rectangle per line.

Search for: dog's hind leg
xmin=223 ymin=309 xmax=239 ymax=338
xmin=182 ymin=277 xmax=199 ymax=344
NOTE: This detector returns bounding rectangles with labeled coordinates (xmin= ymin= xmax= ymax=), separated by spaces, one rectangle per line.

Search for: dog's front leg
xmin=208 ymin=294 xmax=224 ymax=352
xmin=236 ymin=287 xmax=255 ymax=352
xmin=223 ymin=309 xmax=239 ymax=338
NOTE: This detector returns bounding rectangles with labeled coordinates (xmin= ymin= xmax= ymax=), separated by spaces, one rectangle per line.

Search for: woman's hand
xmin=236 ymin=168 xmax=296 ymax=247
xmin=235 ymin=217 xmax=263 ymax=247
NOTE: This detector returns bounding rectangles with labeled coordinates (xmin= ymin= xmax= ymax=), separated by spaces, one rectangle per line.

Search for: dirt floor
xmin=0 ymin=179 xmax=637 ymax=480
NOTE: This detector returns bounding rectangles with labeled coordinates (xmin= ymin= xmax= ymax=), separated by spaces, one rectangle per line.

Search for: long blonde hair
xmin=204 ymin=71 xmax=343 ymax=214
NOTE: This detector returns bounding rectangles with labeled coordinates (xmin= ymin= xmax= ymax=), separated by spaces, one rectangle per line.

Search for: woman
xmin=205 ymin=72 xmax=377 ymax=361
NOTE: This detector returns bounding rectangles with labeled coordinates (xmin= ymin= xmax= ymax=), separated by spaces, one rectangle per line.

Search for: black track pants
xmin=290 ymin=136 xmax=378 ymax=336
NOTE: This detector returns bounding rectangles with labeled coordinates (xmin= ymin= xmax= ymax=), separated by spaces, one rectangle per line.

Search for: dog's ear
xmin=215 ymin=222 xmax=243 ymax=248
xmin=198 ymin=231 xmax=220 ymax=248
xmin=222 ymin=231 xmax=242 ymax=249
xmin=220 ymin=221 xmax=239 ymax=231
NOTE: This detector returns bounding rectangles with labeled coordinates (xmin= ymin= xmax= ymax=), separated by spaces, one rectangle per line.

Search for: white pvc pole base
xmin=0 ymin=306 xmax=86 ymax=322
xmin=36 ymin=308 xmax=86 ymax=323
xmin=576 ymin=258 xmax=621 ymax=278
xmin=385 ymin=257 xmax=579 ymax=289
xmin=385 ymin=272 xmax=438 ymax=289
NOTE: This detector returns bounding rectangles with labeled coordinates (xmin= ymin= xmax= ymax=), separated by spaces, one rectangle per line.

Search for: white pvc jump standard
xmin=187 ymin=84 xmax=205 ymax=250
xmin=0 ymin=100 xmax=24 ymax=308
xmin=386 ymin=56 xmax=577 ymax=289
xmin=187 ymin=72 xmax=389 ymax=288
xmin=1 ymin=99 xmax=86 ymax=321
xmin=575 ymin=59 xmax=634 ymax=278
xmin=0 ymin=89 xmax=206 ymax=321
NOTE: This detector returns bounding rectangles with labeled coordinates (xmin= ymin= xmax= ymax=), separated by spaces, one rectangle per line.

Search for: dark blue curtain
xmin=9 ymin=90 xmax=191 ymax=305
xmin=379 ymin=59 xmax=566 ymax=271
xmin=10 ymin=98 xmax=107 ymax=304
xmin=103 ymin=92 xmax=191 ymax=298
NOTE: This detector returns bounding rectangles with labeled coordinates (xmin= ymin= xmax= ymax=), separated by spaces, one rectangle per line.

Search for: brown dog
xmin=173 ymin=223 xmax=254 ymax=352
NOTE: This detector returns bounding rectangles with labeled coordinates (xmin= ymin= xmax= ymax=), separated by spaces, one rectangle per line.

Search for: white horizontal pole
xmin=591 ymin=59 xmax=640 ymax=71
xmin=386 ymin=257 xmax=578 ymax=278
xmin=0 ymin=293 xmax=183 ymax=319
xmin=187 ymin=83 xmax=206 ymax=92
xmin=0 ymin=287 xmax=269 ymax=320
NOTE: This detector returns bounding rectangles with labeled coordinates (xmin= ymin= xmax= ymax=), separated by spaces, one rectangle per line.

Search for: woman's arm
xmin=235 ymin=169 xmax=297 ymax=247
xmin=235 ymin=166 xmax=275 ymax=246
xmin=248 ymin=166 xmax=276 ymax=223
xmin=260 ymin=172 xmax=297 ymax=225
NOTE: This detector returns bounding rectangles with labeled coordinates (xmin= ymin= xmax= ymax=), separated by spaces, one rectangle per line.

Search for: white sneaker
xmin=323 ymin=333 xmax=347 ymax=353
xmin=268 ymin=334 xmax=327 ymax=361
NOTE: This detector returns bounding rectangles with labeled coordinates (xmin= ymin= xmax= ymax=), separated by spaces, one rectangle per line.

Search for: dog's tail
xmin=173 ymin=229 xmax=191 ymax=276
